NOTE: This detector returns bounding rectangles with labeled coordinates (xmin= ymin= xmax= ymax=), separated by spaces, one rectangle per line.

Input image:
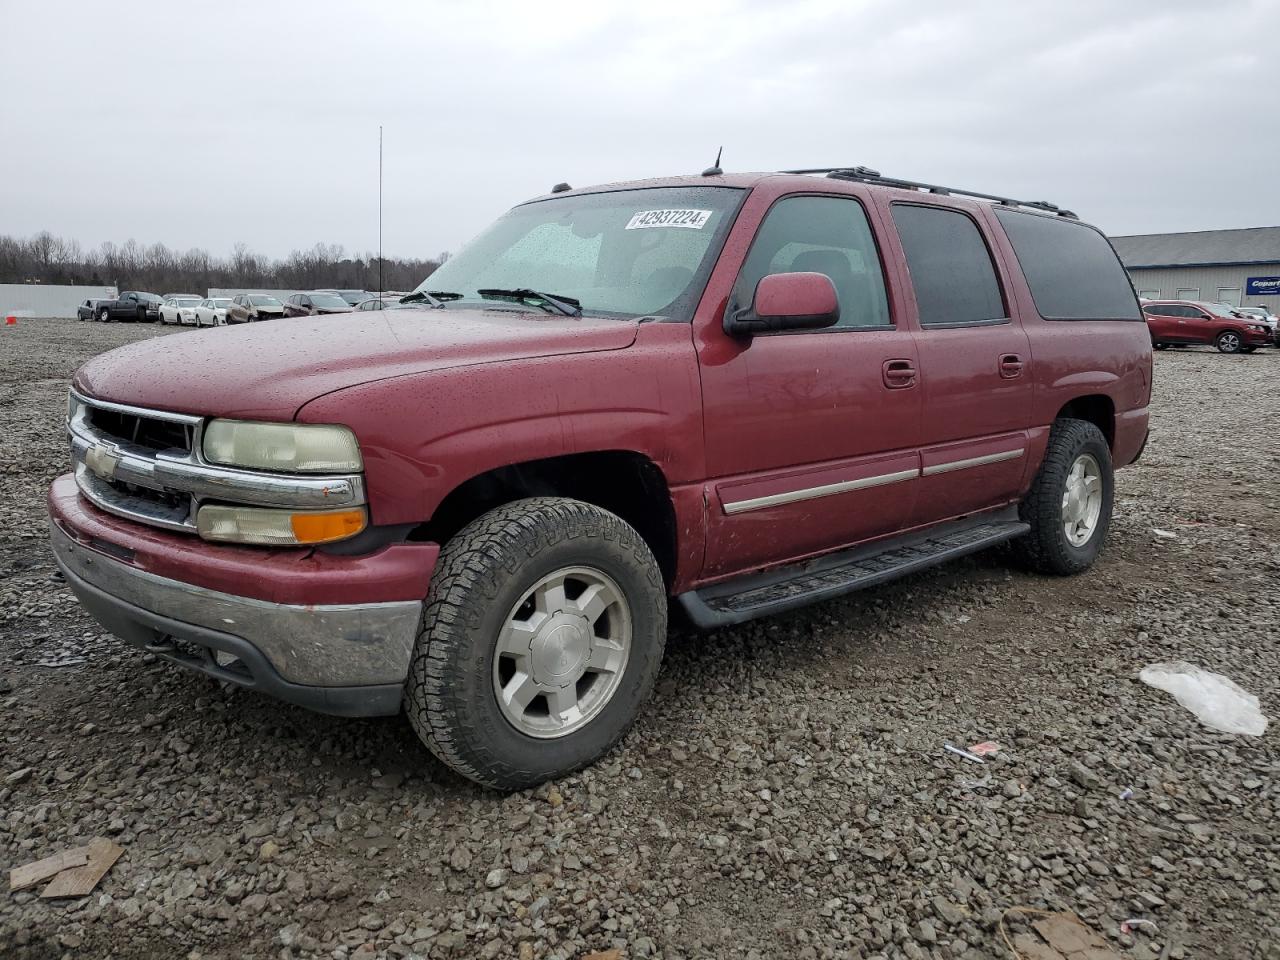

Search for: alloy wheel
xmin=492 ymin=565 xmax=632 ymax=739
xmin=1061 ymin=453 xmax=1103 ymax=547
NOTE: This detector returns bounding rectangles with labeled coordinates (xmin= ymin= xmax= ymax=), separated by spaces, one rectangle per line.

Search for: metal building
xmin=0 ymin=283 xmax=118 ymax=318
xmin=1110 ymin=226 xmax=1280 ymax=308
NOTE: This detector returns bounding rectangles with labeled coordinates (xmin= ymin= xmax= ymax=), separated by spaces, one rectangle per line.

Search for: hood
xmin=74 ymin=308 xmax=640 ymax=421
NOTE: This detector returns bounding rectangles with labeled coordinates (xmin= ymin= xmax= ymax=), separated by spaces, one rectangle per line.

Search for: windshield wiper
xmin=398 ymin=290 xmax=446 ymax=308
xmin=476 ymin=288 xmax=583 ymax=317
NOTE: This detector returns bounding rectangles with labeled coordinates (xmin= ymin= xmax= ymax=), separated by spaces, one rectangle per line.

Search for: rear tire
xmin=1216 ymin=331 xmax=1242 ymax=353
xmin=1013 ymin=418 xmax=1113 ymax=575
xmin=405 ymin=497 xmax=667 ymax=790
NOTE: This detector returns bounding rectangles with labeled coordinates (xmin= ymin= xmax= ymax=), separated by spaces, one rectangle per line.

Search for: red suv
xmin=49 ymin=167 xmax=1152 ymax=788
xmin=1142 ymin=299 xmax=1271 ymax=353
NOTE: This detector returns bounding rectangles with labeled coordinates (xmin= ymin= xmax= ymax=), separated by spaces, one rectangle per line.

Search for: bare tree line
xmin=0 ymin=231 xmax=446 ymax=294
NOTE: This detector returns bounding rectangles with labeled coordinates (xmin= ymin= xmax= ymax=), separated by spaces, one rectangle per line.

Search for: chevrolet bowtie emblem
xmin=85 ymin=442 xmax=122 ymax=481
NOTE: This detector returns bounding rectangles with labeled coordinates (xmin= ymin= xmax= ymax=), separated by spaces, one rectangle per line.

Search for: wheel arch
xmin=411 ymin=450 xmax=680 ymax=588
xmin=1054 ymin=394 xmax=1115 ymax=449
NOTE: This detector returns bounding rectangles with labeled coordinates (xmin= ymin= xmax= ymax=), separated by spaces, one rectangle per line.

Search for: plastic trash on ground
xmin=1139 ymin=662 xmax=1268 ymax=736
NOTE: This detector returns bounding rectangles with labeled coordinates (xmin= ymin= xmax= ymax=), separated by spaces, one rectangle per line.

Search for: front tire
xmin=405 ymin=497 xmax=667 ymax=790
xmin=98 ymin=308 xmax=111 ymax=323
xmin=1014 ymin=418 xmax=1113 ymax=575
xmin=1216 ymin=331 xmax=1242 ymax=353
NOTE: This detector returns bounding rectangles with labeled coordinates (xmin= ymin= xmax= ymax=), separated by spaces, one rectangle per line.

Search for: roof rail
xmin=779 ymin=167 xmax=1078 ymax=219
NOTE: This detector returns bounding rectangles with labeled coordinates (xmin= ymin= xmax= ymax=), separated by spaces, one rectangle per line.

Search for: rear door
xmin=1144 ymin=303 xmax=1179 ymax=341
xmin=880 ymin=201 xmax=1034 ymax=527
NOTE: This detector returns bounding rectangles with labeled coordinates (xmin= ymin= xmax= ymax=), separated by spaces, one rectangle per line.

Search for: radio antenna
xmin=378 ymin=125 xmax=383 ymax=298
xmin=701 ymin=146 xmax=723 ymax=177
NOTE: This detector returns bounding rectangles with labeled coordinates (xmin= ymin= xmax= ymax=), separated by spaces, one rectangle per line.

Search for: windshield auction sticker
xmin=625 ymin=209 xmax=713 ymax=230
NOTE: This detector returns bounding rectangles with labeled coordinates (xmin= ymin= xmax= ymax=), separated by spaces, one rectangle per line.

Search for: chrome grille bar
xmin=68 ymin=391 xmax=366 ymax=534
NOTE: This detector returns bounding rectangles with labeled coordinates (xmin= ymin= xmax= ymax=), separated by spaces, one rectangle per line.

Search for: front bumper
xmin=49 ymin=475 xmax=437 ymax=716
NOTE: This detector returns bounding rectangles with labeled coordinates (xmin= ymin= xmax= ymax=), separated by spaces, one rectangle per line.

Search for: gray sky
xmin=3 ymin=0 xmax=1277 ymax=261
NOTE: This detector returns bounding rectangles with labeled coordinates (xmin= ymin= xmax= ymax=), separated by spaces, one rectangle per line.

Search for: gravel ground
xmin=2 ymin=318 xmax=1277 ymax=960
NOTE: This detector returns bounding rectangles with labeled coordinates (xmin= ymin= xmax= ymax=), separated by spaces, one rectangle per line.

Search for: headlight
xmin=202 ymin=420 xmax=362 ymax=473
xmin=197 ymin=505 xmax=367 ymax=545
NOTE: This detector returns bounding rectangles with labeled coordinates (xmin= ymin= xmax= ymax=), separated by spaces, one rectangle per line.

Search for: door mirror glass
xmin=725 ymin=272 xmax=840 ymax=336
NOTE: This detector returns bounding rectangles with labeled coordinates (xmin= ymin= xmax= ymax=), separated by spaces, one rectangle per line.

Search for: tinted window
xmin=995 ymin=209 xmax=1139 ymax=320
xmin=892 ymin=205 xmax=1004 ymax=326
xmin=733 ymin=195 xmax=890 ymax=329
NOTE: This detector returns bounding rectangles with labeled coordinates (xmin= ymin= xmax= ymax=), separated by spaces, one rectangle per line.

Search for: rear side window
xmin=995 ymin=209 xmax=1141 ymax=321
xmin=891 ymin=205 xmax=1005 ymax=326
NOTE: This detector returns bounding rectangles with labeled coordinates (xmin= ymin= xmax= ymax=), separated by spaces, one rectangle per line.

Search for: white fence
xmin=1 ymin=283 xmax=118 ymax=319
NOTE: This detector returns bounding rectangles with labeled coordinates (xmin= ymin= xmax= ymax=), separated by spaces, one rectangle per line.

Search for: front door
xmin=697 ymin=192 xmax=922 ymax=579
xmin=881 ymin=201 xmax=1034 ymax=527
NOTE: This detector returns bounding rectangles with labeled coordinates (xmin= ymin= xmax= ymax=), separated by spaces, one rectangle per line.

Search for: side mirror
xmin=724 ymin=272 xmax=840 ymax=337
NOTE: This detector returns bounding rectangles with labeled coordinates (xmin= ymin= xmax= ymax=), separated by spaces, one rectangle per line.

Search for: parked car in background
xmin=159 ymin=295 xmax=204 ymax=325
xmin=226 ymin=294 xmax=285 ymax=323
xmin=1142 ymin=300 xmax=1272 ymax=353
xmin=194 ymin=298 xmax=234 ymax=327
xmin=1232 ymin=306 xmax=1280 ymax=344
xmin=317 ymin=289 xmax=369 ymax=307
xmin=50 ymin=166 xmax=1152 ymax=789
xmin=94 ymin=291 xmax=163 ymax=323
xmin=353 ymin=294 xmax=410 ymax=311
xmin=76 ymin=298 xmax=108 ymax=321
xmin=282 ymin=292 xmax=353 ymax=317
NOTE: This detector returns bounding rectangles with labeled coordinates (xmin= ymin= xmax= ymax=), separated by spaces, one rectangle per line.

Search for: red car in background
xmin=1142 ymin=299 xmax=1272 ymax=353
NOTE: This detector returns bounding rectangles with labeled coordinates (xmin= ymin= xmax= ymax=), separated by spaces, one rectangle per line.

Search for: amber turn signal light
xmin=289 ymin=509 xmax=368 ymax=545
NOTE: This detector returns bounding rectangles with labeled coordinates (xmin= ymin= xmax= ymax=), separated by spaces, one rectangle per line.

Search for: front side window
xmin=413 ymin=186 xmax=744 ymax=320
xmin=995 ymin=209 xmax=1140 ymax=321
xmin=731 ymin=195 xmax=891 ymax=329
xmin=892 ymin=204 xmax=1005 ymax=326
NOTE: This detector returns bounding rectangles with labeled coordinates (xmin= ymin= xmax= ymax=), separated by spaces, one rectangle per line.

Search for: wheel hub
xmin=528 ymin=615 xmax=591 ymax=686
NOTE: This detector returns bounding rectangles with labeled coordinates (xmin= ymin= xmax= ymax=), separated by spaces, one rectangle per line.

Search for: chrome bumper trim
xmin=50 ymin=521 xmax=421 ymax=686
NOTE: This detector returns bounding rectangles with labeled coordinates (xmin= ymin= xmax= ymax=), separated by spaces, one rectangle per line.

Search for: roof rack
xmin=780 ymin=167 xmax=1078 ymax=219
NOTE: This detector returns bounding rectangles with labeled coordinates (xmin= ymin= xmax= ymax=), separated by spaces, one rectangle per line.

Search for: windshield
xmin=249 ymin=295 xmax=281 ymax=306
xmin=213 ymin=299 xmax=233 ymax=307
xmin=310 ymin=294 xmax=350 ymax=309
xmin=176 ymin=297 xmax=201 ymax=307
xmin=414 ymin=185 xmax=744 ymax=320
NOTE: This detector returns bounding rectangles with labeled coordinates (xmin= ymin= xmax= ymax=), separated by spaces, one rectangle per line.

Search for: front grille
xmin=68 ymin=391 xmax=367 ymax=537
xmin=89 ymin=407 xmax=193 ymax=455
xmin=75 ymin=463 xmax=194 ymax=530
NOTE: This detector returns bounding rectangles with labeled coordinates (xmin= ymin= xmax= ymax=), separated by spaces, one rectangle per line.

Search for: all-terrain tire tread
xmin=404 ymin=497 xmax=666 ymax=790
xmin=1014 ymin=418 xmax=1113 ymax=575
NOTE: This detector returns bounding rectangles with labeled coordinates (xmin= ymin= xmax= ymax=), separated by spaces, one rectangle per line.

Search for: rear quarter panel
xmin=980 ymin=207 xmax=1152 ymax=470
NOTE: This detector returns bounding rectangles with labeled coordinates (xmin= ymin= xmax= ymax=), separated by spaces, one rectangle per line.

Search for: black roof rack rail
xmin=779 ymin=167 xmax=1079 ymax=219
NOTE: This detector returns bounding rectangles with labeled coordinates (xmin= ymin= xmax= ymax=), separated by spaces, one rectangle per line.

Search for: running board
xmin=677 ymin=509 xmax=1029 ymax=628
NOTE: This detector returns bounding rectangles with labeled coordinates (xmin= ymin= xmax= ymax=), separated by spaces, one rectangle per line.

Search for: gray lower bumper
xmin=50 ymin=523 xmax=422 ymax=717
